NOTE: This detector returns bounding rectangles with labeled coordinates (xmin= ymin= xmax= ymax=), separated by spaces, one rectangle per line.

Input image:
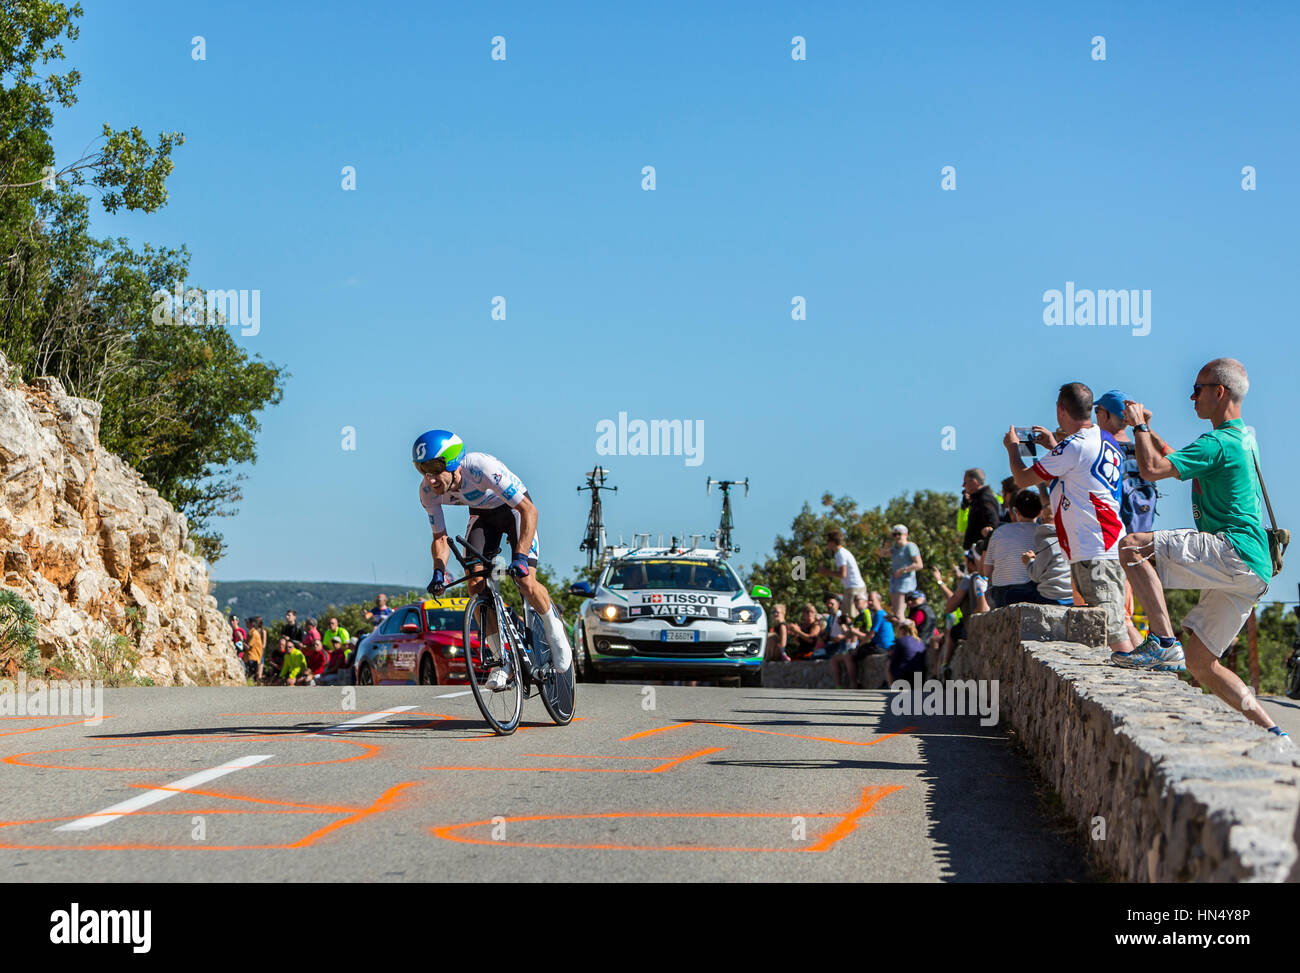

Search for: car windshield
xmin=604 ymin=559 xmax=740 ymax=592
xmin=424 ymin=609 xmax=461 ymax=632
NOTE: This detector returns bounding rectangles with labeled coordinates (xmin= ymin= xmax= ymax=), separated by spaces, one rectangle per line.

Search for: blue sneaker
xmin=1152 ymin=643 xmax=1186 ymax=672
xmin=1111 ymin=634 xmax=1182 ymax=670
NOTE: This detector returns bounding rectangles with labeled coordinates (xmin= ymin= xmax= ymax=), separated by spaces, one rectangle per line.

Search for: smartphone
xmin=1014 ymin=426 xmax=1037 ymax=458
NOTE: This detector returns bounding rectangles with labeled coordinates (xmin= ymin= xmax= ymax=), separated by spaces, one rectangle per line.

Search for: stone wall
xmin=760 ymin=654 xmax=888 ymax=689
xmin=957 ymin=604 xmax=1300 ymax=882
xmin=0 ymin=353 xmax=242 ymax=685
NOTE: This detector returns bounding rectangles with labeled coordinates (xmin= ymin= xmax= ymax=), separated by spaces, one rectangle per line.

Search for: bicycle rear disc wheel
xmin=464 ymin=593 xmax=523 ymax=735
xmin=529 ymin=611 xmax=576 ymax=726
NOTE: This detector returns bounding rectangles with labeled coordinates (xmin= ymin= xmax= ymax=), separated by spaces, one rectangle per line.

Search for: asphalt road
xmin=0 ymin=684 xmax=1089 ymax=882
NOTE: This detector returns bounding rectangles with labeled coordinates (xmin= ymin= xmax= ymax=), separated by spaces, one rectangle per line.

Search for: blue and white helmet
xmin=412 ymin=429 xmax=464 ymax=475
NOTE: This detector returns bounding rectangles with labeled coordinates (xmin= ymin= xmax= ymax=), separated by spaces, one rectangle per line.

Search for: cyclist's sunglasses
xmin=1191 ymin=383 xmax=1222 ymax=399
xmin=414 ymin=457 xmax=447 ymax=476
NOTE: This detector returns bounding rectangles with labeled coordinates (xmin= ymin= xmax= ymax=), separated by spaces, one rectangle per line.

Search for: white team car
xmin=569 ymin=547 xmax=768 ymax=686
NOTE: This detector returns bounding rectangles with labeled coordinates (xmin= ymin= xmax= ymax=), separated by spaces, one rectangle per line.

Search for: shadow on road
xmin=873 ymin=697 xmax=1092 ymax=882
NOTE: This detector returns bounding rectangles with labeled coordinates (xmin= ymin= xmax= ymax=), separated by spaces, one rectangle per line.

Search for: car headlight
xmin=595 ymin=603 xmax=629 ymax=622
xmin=731 ymin=606 xmax=762 ymax=624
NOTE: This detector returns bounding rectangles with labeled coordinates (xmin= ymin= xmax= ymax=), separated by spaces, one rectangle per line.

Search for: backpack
xmin=1118 ymin=440 xmax=1159 ymax=533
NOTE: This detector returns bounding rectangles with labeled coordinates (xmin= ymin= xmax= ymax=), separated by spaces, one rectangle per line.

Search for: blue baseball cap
xmin=1095 ymin=389 xmax=1127 ymax=417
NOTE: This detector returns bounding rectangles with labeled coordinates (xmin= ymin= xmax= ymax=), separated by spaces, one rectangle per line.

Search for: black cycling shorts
xmin=467 ymin=497 xmax=540 ymax=566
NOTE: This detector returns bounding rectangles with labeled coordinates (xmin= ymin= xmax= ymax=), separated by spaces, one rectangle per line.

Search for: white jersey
xmin=835 ymin=547 xmax=864 ymax=589
xmin=419 ymin=451 xmax=527 ymax=535
xmin=1030 ymin=424 xmax=1125 ymax=562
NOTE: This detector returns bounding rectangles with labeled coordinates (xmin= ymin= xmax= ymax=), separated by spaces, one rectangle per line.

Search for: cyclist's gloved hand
xmin=427 ymin=569 xmax=449 ymax=595
xmin=507 ymin=553 xmax=530 ymax=578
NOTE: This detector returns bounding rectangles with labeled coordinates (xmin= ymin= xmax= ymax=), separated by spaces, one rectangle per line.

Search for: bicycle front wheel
xmin=464 ymin=592 xmax=523 ymax=735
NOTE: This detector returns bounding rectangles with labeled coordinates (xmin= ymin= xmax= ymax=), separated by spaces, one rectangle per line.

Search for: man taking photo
xmin=1116 ymin=359 xmax=1286 ymax=738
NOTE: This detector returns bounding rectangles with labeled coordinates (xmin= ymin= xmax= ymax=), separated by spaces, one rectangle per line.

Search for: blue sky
xmin=51 ymin=2 xmax=1300 ymax=603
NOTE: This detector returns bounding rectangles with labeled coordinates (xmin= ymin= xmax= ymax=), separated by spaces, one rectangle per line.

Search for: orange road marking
xmin=806 ymin=786 xmax=905 ymax=851
xmin=1 ymin=733 xmax=379 ymax=772
xmin=454 ymin=716 xmax=587 ymax=741
xmin=619 ymin=722 xmax=692 ymax=741
xmin=523 ymin=753 xmax=661 ymax=761
xmin=430 ymin=792 xmax=902 ymax=853
xmin=691 ymin=721 xmax=917 ymax=747
xmin=426 ymin=746 xmax=723 ymax=775
xmin=0 ymin=782 xmax=416 ymax=851
xmin=127 ymin=784 xmax=357 ymax=814
xmin=0 ymin=717 xmax=114 ymax=737
xmin=286 ymin=782 xmax=416 ymax=849
xmin=217 ymin=711 xmax=453 ymax=718
xmin=649 ymin=747 xmax=724 ymax=773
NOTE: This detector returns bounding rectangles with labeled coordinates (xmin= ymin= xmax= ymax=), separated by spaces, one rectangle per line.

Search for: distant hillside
xmin=211 ymin=581 xmax=421 ymax=624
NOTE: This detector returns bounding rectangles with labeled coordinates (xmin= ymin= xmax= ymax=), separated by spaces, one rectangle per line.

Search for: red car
xmin=353 ymin=597 xmax=481 ymax=686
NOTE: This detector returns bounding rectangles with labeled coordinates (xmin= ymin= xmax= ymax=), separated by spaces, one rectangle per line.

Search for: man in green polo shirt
xmin=1116 ymin=358 xmax=1285 ymax=738
xmin=321 ymin=617 xmax=350 ymax=650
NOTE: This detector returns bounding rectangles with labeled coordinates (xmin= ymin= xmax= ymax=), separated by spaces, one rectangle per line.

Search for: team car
xmin=352 ymin=596 xmax=480 ymax=686
xmin=569 ymin=547 xmax=767 ymax=685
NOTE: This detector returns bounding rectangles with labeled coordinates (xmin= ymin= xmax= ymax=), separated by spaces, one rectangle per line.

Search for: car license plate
xmin=661 ymin=630 xmax=699 ymax=642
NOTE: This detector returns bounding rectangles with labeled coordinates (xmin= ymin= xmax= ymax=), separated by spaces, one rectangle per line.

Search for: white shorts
xmin=843 ymin=586 xmax=867 ymax=613
xmin=1152 ymin=529 xmax=1267 ymax=658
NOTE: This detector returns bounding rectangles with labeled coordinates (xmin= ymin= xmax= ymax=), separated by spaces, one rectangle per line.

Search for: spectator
xmin=845 ymin=591 xmax=896 ymax=687
xmin=818 ymin=530 xmax=866 ymax=614
xmin=277 ymin=642 xmax=310 ymax=685
xmin=1116 ymin=359 xmax=1286 ymax=738
xmin=904 ymin=590 xmax=937 ymax=644
xmin=245 ymin=616 xmax=266 ymax=680
xmin=319 ymin=637 xmax=348 ymax=683
xmin=365 ymin=593 xmax=393 ymax=629
xmin=785 ymin=603 xmax=823 ymax=659
xmin=266 ymin=635 xmax=289 ymax=676
xmin=1004 ymin=382 xmax=1139 ymax=659
xmin=813 ymin=595 xmax=850 ymax=659
xmin=932 ymin=551 xmax=989 ymax=678
xmin=821 ymin=595 xmax=858 ymax=682
xmin=961 ymin=468 xmax=1002 ymax=550
xmin=229 ymin=615 xmax=247 ymax=653
xmin=765 ymin=604 xmax=791 ymax=661
xmin=282 ymin=609 xmax=305 ymax=645
xmin=878 ymin=525 xmax=923 ymax=621
xmin=887 ymin=618 xmax=927 ymax=683
xmin=838 ymin=594 xmax=873 ymax=688
xmin=303 ymin=617 xmax=322 ymax=648
xmin=321 ymin=616 xmax=351 ymax=650
xmin=984 ymin=490 xmax=1044 ymax=608
xmin=302 ymin=637 xmax=328 ymax=681
xmin=998 ymin=476 xmax=1018 ymax=523
xmin=1021 ymin=521 xmax=1073 ymax=605
xmin=1095 ymin=389 xmax=1160 ymax=534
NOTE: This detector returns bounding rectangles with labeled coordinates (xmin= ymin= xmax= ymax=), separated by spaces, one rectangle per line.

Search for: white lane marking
xmin=55 ymin=755 xmax=273 ymax=832
xmin=316 ymin=705 xmax=417 ymax=734
xmin=432 ymin=690 xmax=471 ymax=699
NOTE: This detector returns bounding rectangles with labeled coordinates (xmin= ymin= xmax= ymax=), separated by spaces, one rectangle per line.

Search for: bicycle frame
xmin=439 ymin=534 xmax=542 ymax=693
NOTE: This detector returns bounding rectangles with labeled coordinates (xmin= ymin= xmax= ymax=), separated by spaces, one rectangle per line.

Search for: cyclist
xmin=412 ymin=429 xmax=573 ymax=690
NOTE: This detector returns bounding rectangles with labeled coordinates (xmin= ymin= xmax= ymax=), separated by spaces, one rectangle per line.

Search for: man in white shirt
xmin=820 ymin=529 xmax=866 ymax=616
xmin=1004 ymin=382 xmax=1144 ymax=660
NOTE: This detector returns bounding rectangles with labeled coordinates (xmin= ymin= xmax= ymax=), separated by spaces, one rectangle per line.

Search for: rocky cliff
xmin=0 ymin=352 xmax=242 ymax=685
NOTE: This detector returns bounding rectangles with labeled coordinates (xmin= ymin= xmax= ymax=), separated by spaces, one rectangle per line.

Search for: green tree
xmin=0 ymin=589 xmax=39 ymax=675
xmin=748 ymin=489 xmax=964 ymax=611
xmin=0 ymin=3 xmax=284 ymax=560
